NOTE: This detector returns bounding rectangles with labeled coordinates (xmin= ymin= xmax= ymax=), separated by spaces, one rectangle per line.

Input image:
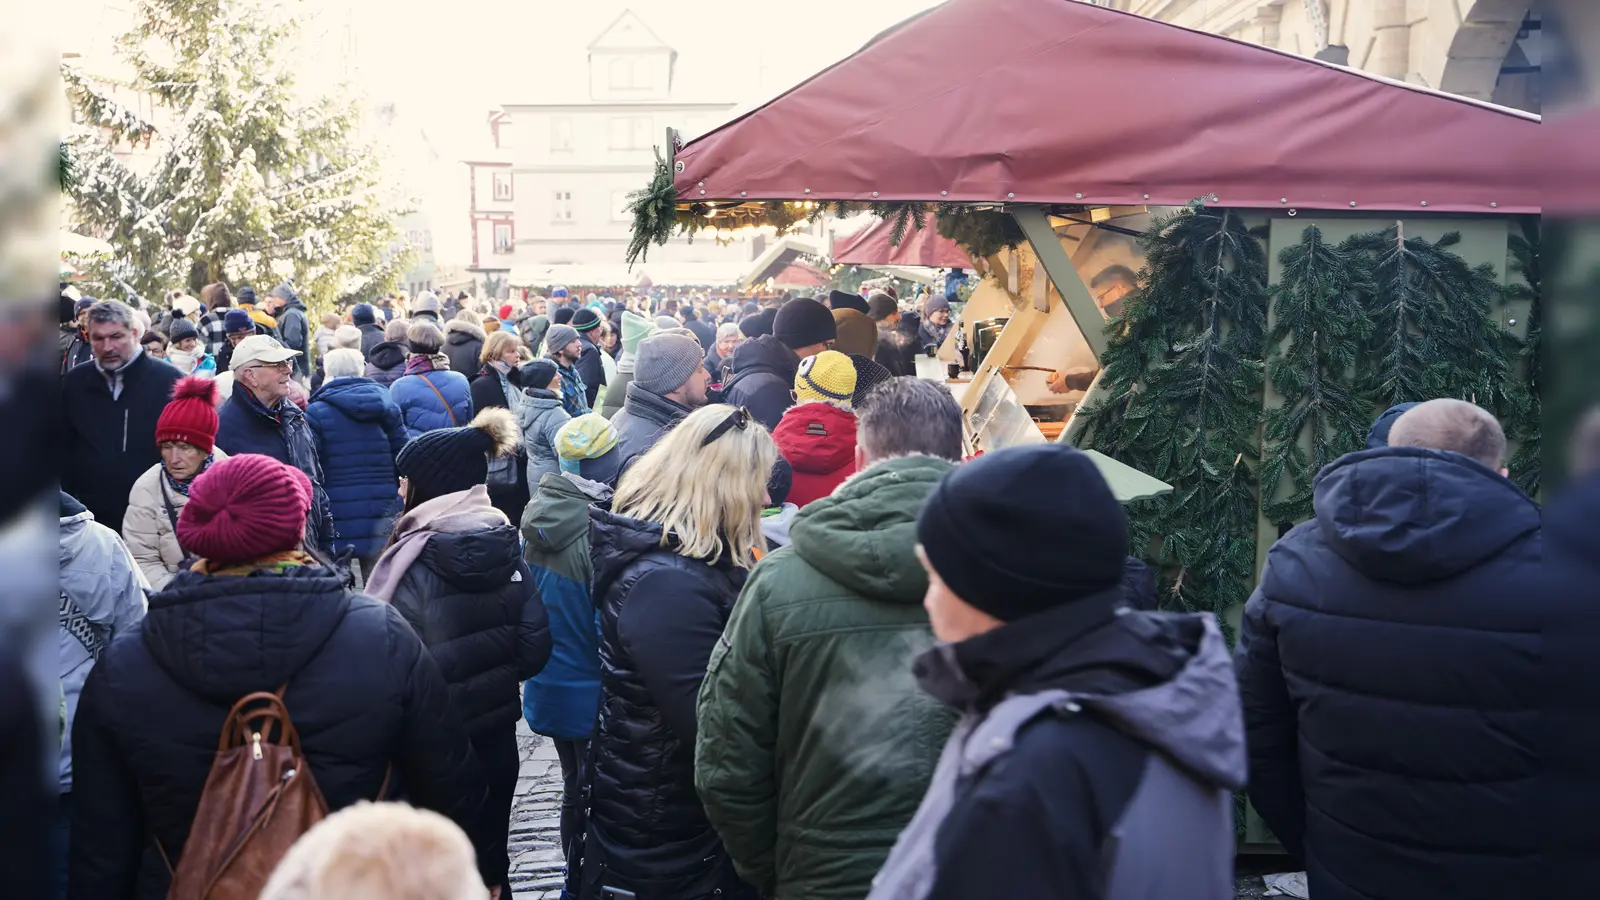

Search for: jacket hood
xmin=524 ymin=472 xmax=613 ymax=554
xmin=773 ymin=402 xmax=858 ymax=474
xmin=1314 ymin=446 xmax=1539 ymax=585
xmin=790 ymin=455 xmax=954 ymax=603
xmin=309 ymin=377 xmax=391 ymax=423
xmin=367 ymin=340 xmax=406 ymax=370
xmin=589 ymin=507 xmax=671 ymax=606
xmin=418 ymin=523 xmax=523 ymax=592
xmin=517 ymin=391 xmax=565 ymax=429
xmin=728 ymin=334 xmax=798 ymax=380
xmin=59 ymin=492 xmax=94 ymax=566
xmin=445 ymin=319 xmax=488 ymax=343
xmin=920 ymin=603 xmax=1247 ymax=791
xmin=142 ymin=567 xmax=354 ymax=705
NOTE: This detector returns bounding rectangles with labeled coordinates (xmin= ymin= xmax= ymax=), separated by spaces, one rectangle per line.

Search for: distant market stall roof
xmin=668 ymin=0 xmax=1538 ymax=216
xmin=832 ymin=216 xmax=972 ymax=268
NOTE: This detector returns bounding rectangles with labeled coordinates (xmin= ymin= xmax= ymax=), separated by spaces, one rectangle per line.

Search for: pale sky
xmin=59 ymin=0 xmax=950 ymax=265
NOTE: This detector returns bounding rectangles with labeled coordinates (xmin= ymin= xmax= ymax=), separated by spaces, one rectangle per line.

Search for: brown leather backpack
xmin=159 ymin=687 xmax=383 ymax=900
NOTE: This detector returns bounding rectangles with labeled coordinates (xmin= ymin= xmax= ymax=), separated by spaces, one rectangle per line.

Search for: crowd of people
xmin=42 ymin=272 xmax=1566 ymax=900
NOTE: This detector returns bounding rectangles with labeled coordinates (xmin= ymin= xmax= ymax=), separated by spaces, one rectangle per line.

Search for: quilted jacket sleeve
xmin=121 ymin=473 xmax=173 ymax=590
xmin=695 ymin=575 xmax=781 ymax=896
xmin=1234 ymin=570 xmax=1306 ymax=862
xmin=389 ymin=605 xmax=493 ymax=883
xmin=618 ymin=567 xmax=726 ymax=746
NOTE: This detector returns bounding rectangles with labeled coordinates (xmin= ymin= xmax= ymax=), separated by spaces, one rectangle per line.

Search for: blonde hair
xmin=480 ymin=330 xmax=521 ymax=364
xmin=613 ymin=404 xmax=775 ymax=570
xmin=258 ymin=802 xmax=482 ymax=900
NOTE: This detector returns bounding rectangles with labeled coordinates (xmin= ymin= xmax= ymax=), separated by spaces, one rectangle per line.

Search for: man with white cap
xmin=608 ymin=332 xmax=712 ymax=478
xmin=214 ymin=334 xmax=335 ymax=552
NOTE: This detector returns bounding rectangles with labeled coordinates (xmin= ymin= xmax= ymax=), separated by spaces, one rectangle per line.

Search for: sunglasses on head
xmin=702 ymin=406 xmax=752 ymax=446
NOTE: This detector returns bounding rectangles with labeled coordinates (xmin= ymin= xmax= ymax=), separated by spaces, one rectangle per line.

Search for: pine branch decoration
xmin=625 ymin=149 xmax=680 ymax=266
xmin=1078 ymin=206 xmax=1268 ymax=631
xmin=1259 ymin=226 xmax=1374 ymax=524
xmin=1505 ymin=221 xmax=1541 ymax=494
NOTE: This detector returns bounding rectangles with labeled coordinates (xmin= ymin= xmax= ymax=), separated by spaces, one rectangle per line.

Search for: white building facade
xmin=467 ymin=10 xmax=752 ymax=292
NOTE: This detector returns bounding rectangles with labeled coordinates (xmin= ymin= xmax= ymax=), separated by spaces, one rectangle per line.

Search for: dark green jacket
xmin=695 ymin=455 xmax=958 ymax=900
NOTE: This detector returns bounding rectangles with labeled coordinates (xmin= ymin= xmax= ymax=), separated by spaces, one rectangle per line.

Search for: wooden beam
xmin=1011 ymin=205 xmax=1109 ymax=359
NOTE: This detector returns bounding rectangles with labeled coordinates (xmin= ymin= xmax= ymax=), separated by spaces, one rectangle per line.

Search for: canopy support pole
xmin=1010 ymin=205 xmax=1108 ymax=360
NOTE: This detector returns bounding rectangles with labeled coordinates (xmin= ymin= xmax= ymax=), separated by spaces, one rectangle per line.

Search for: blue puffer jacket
xmin=305 ymin=377 xmax=408 ymax=560
xmin=1236 ymin=446 xmax=1542 ymax=900
xmin=391 ymin=365 xmax=474 ymax=440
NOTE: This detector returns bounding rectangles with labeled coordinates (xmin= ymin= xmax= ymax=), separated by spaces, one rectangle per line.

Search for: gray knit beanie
xmin=545 ymin=323 xmax=580 ymax=355
xmin=634 ymin=332 xmax=705 ymax=395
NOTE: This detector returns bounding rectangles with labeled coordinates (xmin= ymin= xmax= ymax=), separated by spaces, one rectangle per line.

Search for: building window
xmin=492 ymin=171 xmax=513 ymax=202
xmin=551 ymin=116 xmax=573 ymax=152
xmin=493 ymin=223 xmax=514 ymax=254
xmin=609 ymin=57 xmax=630 ymax=88
xmin=611 ymin=190 xmax=632 ymax=222
xmin=553 ymin=191 xmax=574 ymax=223
xmin=609 ymin=116 xmax=653 ymax=150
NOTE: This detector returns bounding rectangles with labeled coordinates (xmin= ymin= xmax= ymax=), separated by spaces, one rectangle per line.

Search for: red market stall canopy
xmin=832 ymin=216 xmax=973 ymax=268
xmin=672 ymin=0 xmax=1538 ymax=215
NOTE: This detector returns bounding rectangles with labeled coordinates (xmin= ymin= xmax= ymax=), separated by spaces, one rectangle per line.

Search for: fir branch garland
xmin=1078 ymin=206 xmax=1268 ymax=632
xmin=1258 ymin=226 xmax=1375 ymax=525
xmin=1505 ymin=221 xmax=1541 ymax=494
xmin=624 ymin=149 xmax=681 ymax=266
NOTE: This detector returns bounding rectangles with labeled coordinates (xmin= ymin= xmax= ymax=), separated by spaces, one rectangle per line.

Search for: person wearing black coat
xmin=445 ymin=316 xmax=488 ymax=377
xmin=67 ymin=454 xmax=495 ymax=900
xmin=569 ymin=405 xmax=773 ymax=900
xmin=351 ymin=303 xmax=387 ymax=358
xmin=0 ymin=641 xmax=51 ymax=900
xmin=470 ymin=359 xmax=532 ymax=528
xmin=570 ymin=310 xmax=608 ymax=410
xmin=722 ymin=300 xmax=836 ymax=432
xmin=364 ymin=408 xmax=552 ymax=900
xmin=62 ymin=304 xmax=182 ymax=534
xmin=1235 ymin=400 xmax=1542 ymax=900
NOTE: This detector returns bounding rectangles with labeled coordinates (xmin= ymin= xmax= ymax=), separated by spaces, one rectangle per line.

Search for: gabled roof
xmin=673 ymin=0 xmax=1538 ymax=215
xmin=588 ymin=9 xmax=674 ymax=54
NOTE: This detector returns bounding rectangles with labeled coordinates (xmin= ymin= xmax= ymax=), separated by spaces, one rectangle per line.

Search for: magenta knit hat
xmin=178 ymin=454 xmax=311 ymax=564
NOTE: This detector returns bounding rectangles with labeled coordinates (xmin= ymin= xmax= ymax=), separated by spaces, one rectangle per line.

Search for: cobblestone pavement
xmin=508 ymin=721 xmax=566 ymax=900
xmin=505 ymin=719 xmax=1288 ymax=900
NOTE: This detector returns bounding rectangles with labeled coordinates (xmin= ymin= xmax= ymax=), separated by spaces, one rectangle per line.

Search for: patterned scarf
xmin=404 ymin=353 xmax=451 ymax=376
xmin=162 ymin=452 xmax=214 ymax=498
xmin=189 ymin=550 xmax=316 ymax=576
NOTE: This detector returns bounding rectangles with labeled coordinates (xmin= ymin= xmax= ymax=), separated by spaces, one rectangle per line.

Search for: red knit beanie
xmin=156 ymin=376 xmax=220 ymax=454
xmin=499 ymin=303 xmax=514 ymax=320
xmin=178 ymin=454 xmax=311 ymax=564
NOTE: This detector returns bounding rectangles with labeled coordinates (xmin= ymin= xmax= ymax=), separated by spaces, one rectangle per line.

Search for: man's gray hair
xmin=856 ymin=377 xmax=964 ymax=463
xmin=333 ymin=325 xmax=363 ymax=350
xmin=323 ymin=348 xmax=366 ymax=380
xmin=1388 ymin=398 xmax=1507 ymax=470
xmin=86 ymin=299 xmax=138 ymax=331
xmin=384 ymin=317 xmax=410 ymax=341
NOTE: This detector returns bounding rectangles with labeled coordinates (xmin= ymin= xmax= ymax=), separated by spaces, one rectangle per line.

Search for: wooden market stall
xmin=626 ymin=0 xmax=1540 ymax=844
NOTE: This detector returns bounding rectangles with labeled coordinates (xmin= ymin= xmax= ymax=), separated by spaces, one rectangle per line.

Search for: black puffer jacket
xmin=573 ymin=508 xmax=755 ymax=900
xmin=67 ymin=566 xmax=493 ymax=900
xmin=389 ymin=524 xmax=550 ymax=735
xmin=365 ymin=340 xmax=407 ymax=387
xmin=1236 ymin=447 xmax=1542 ymax=900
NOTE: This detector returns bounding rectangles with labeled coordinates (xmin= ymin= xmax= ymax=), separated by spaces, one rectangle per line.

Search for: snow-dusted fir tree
xmin=64 ymin=0 xmax=409 ymax=306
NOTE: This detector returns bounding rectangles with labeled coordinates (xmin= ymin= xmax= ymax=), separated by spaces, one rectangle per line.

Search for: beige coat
xmin=122 ymin=450 xmax=227 ymax=590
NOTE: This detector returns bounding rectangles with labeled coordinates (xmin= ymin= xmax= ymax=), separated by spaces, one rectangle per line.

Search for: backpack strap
xmin=419 ymin=373 xmax=460 ymax=426
xmin=158 ymin=474 xmax=182 ymax=534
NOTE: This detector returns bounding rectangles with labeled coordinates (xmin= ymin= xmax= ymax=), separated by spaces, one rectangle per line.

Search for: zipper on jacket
xmin=123 ymin=410 xmax=130 ymax=452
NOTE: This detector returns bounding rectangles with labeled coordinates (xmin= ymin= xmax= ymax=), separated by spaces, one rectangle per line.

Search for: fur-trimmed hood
xmin=445 ymin=318 xmax=488 ymax=343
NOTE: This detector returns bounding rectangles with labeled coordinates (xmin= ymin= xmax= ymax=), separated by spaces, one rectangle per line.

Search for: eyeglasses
xmin=701 ymin=406 xmax=752 ymax=446
xmin=245 ymin=360 xmax=292 ymax=373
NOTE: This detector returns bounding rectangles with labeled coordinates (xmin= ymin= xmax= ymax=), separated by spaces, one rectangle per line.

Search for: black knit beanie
xmin=396 ymin=408 xmax=518 ymax=505
xmin=767 ymin=454 xmax=793 ymax=507
xmin=519 ymin=358 xmax=559 ymax=390
xmin=551 ymin=307 xmax=576 ymax=326
xmin=773 ymin=298 xmax=836 ymax=350
xmin=572 ymin=308 xmax=602 ymax=332
xmin=917 ymin=444 xmax=1127 ymax=622
xmin=740 ymin=308 xmax=776 ymax=338
xmin=828 ymin=290 xmax=870 ymax=315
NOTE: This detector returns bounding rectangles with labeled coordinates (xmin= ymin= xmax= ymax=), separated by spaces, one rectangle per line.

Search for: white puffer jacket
xmin=121 ymin=450 xmax=228 ymax=589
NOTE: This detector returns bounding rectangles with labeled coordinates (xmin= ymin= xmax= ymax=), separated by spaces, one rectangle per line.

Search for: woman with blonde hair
xmin=570 ymin=404 xmax=773 ymax=900
xmin=472 ymin=329 xmax=533 ymax=523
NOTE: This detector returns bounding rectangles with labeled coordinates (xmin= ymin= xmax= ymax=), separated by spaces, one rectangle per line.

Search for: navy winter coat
xmin=1236 ymin=447 xmax=1543 ymax=900
xmin=66 ymin=565 xmax=494 ymax=900
xmin=391 ymin=366 xmax=474 ymax=440
xmin=721 ymin=336 xmax=799 ymax=432
xmin=62 ymin=351 xmax=181 ymax=534
xmin=214 ymin=389 xmax=336 ymax=553
xmin=305 ymin=377 xmax=408 ymax=560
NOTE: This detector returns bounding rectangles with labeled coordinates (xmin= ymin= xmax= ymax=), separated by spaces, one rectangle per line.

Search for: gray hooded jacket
xmin=869 ymin=609 xmax=1246 ymax=900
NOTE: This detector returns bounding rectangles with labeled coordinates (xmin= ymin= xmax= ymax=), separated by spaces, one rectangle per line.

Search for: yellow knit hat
xmin=794 ymin=350 xmax=857 ymax=408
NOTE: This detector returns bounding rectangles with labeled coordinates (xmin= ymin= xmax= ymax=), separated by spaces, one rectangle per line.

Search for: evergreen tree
xmin=1258 ymin=226 xmax=1374 ymax=525
xmin=64 ymin=0 xmax=407 ymax=307
xmin=1346 ymin=225 xmax=1514 ymax=416
xmin=1078 ymin=206 xmax=1268 ymax=631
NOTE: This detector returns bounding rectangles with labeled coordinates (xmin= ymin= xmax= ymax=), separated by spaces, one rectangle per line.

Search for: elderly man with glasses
xmin=214 ymin=334 xmax=336 ymax=553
